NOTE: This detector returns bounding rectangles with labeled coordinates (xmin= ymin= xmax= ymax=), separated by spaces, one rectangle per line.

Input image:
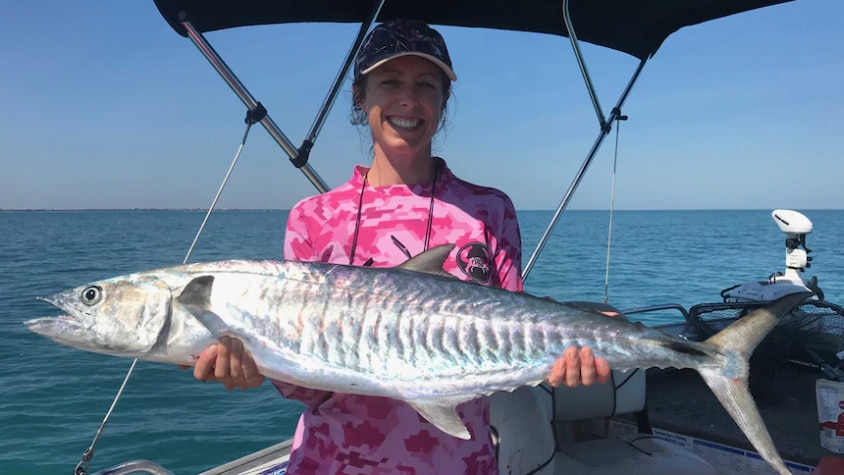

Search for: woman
xmin=191 ymin=19 xmax=610 ymax=474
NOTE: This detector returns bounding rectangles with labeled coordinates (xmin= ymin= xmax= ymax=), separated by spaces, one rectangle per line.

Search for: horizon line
xmin=2 ymin=207 xmax=840 ymax=213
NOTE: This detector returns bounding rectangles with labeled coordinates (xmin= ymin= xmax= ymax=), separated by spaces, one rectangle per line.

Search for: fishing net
xmin=687 ymin=300 xmax=844 ymax=365
xmin=684 ymin=299 xmax=844 ymax=402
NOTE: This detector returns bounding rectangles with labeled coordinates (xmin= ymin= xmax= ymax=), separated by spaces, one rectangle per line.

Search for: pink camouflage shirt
xmin=274 ymin=158 xmax=523 ymax=474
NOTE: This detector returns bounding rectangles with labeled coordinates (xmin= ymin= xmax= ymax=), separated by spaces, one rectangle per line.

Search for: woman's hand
xmin=181 ymin=336 xmax=265 ymax=391
xmin=547 ymin=346 xmax=611 ymax=388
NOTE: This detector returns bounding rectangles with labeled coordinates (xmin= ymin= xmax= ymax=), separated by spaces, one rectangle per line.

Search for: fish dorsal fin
xmin=407 ymin=397 xmax=472 ymax=440
xmin=397 ymin=244 xmax=457 ymax=279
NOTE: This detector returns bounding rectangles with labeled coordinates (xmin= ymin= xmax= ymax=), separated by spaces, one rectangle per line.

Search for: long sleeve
xmin=493 ymin=194 xmax=523 ymax=292
xmin=270 ymin=203 xmax=335 ymax=407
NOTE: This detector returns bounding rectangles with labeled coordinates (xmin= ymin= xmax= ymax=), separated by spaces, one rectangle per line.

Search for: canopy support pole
xmin=562 ymin=0 xmax=607 ymax=130
xmin=298 ymin=0 xmax=386 ymax=165
xmin=181 ymin=0 xmax=386 ymax=194
xmin=182 ymin=21 xmax=330 ymax=192
xmin=522 ymin=54 xmax=648 ymax=282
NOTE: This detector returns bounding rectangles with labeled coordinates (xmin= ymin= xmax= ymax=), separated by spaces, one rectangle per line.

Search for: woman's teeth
xmin=389 ymin=117 xmax=421 ymax=129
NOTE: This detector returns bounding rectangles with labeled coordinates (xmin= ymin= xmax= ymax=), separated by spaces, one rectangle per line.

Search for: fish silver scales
xmin=217 ymin=263 xmax=549 ymax=391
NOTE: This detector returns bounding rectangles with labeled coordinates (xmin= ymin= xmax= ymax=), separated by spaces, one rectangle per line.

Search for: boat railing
xmin=89 ymin=460 xmax=174 ymax=475
xmin=620 ymin=303 xmax=715 ymax=339
xmin=622 ymin=303 xmax=691 ymax=321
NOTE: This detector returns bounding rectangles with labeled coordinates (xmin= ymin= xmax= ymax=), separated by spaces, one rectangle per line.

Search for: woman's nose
xmin=397 ymin=84 xmax=420 ymax=105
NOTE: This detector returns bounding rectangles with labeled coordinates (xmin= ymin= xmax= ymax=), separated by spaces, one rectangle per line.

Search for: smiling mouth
xmin=388 ymin=117 xmax=422 ymax=130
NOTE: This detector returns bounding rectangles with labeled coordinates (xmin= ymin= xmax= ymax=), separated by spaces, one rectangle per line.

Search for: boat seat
xmin=489 ymin=301 xmax=717 ymax=475
xmin=490 ymin=385 xmax=556 ymax=474
xmin=552 ymin=436 xmax=717 ymax=474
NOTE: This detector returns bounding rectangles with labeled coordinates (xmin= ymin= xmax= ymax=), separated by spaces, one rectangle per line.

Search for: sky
xmin=0 ymin=1 xmax=841 ymax=211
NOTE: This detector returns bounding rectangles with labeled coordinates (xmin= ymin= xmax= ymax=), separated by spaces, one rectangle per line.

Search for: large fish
xmin=26 ymin=244 xmax=807 ymax=475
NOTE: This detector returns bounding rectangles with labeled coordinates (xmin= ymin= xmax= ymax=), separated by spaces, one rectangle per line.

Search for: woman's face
xmin=360 ymin=55 xmax=448 ymax=158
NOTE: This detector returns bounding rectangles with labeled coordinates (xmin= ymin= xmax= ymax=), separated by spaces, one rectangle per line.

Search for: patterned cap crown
xmin=355 ymin=19 xmax=457 ymax=82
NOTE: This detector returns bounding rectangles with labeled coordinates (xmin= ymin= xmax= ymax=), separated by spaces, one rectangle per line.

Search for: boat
xmin=76 ymin=1 xmax=844 ymax=474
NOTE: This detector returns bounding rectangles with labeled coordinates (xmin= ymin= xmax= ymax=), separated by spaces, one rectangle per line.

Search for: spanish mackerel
xmin=26 ymin=244 xmax=807 ymax=475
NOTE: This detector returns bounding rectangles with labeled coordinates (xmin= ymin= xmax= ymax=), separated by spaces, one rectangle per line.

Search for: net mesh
xmin=687 ymin=300 xmax=844 ymax=361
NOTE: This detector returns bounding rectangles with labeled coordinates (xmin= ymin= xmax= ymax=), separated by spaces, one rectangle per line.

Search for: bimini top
xmin=153 ymin=0 xmax=793 ymax=60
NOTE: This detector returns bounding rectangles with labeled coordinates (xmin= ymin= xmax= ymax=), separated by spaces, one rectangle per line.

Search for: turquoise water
xmin=1 ymin=209 xmax=842 ymax=474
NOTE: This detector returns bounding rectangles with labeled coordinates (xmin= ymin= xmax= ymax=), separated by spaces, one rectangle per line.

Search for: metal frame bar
xmin=521 ymin=1 xmax=649 ymax=282
xmin=182 ymin=0 xmax=385 ymax=193
xmin=182 ymin=21 xmax=330 ymax=193
xmin=304 ymin=0 xmax=386 ymax=147
xmin=562 ymin=0 xmax=606 ymax=130
xmin=522 ymin=58 xmax=647 ymax=281
xmin=622 ymin=303 xmax=692 ymax=322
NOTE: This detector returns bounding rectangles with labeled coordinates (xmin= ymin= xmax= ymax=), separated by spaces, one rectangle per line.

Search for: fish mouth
xmin=37 ymin=293 xmax=69 ymax=311
xmin=36 ymin=293 xmax=90 ymax=319
xmin=26 ymin=294 xmax=91 ymax=338
xmin=25 ymin=314 xmax=88 ymax=339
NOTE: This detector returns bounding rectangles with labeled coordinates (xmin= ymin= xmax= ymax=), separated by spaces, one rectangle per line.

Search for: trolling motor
xmin=721 ymin=209 xmax=823 ymax=303
xmin=773 ymin=208 xmax=814 ymax=278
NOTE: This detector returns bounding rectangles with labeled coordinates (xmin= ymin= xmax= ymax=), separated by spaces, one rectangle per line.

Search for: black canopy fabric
xmin=153 ymin=0 xmax=793 ymax=60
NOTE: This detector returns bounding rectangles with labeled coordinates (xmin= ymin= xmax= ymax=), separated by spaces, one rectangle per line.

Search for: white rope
xmin=603 ymin=118 xmax=622 ymax=304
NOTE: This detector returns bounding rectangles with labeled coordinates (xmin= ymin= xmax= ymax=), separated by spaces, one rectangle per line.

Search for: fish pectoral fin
xmin=181 ymin=300 xmax=267 ymax=365
xmin=407 ymin=398 xmax=472 ymax=440
xmin=179 ymin=283 xmax=276 ymax=375
xmin=176 ymin=275 xmax=214 ymax=316
xmin=181 ymin=303 xmax=230 ymax=338
xmin=178 ymin=275 xmax=215 ymax=308
xmin=176 ymin=276 xmax=236 ymax=339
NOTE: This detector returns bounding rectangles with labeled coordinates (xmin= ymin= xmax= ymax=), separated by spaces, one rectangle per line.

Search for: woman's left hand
xmin=547 ymin=346 xmax=611 ymax=387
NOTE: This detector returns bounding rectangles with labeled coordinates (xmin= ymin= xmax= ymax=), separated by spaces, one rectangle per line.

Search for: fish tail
xmin=696 ymin=291 xmax=810 ymax=475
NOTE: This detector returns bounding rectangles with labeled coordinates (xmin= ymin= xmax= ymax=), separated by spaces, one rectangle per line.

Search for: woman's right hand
xmin=186 ymin=336 xmax=265 ymax=391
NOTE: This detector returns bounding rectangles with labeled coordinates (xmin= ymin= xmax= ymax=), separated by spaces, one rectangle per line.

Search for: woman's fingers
xmin=579 ymin=347 xmax=596 ymax=386
xmin=564 ymin=346 xmax=581 ymax=387
xmin=547 ymin=346 xmax=611 ymax=388
xmin=194 ymin=344 xmax=219 ymax=382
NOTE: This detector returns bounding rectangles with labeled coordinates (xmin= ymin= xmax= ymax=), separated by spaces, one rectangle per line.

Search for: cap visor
xmin=361 ymin=52 xmax=457 ymax=81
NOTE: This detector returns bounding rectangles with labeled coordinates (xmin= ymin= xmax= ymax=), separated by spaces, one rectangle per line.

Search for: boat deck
xmin=620 ymin=301 xmax=844 ymax=469
xmin=636 ymin=363 xmax=834 ymax=467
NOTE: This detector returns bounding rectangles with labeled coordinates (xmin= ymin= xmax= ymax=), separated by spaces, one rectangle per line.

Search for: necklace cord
xmin=349 ymin=161 xmax=439 ymax=265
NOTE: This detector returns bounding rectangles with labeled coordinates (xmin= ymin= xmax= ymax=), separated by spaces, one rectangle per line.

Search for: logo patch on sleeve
xmin=456 ymin=242 xmax=491 ymax=284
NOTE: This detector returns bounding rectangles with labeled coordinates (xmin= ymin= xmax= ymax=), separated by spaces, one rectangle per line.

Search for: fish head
xmin=27 ymin=274 xmax=173 ymax=357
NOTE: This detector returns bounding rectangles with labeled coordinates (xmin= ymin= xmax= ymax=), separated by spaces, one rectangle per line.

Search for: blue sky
xmin=1 ymin=1 xmax=841 ymax=211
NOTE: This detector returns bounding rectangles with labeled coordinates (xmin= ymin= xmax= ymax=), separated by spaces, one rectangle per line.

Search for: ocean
xmin=1 ymin=209 xmax=842 ymax=474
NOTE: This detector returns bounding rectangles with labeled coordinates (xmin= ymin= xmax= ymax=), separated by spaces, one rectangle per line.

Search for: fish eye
xmin=81 ymin=286 xmax=103 ymax=306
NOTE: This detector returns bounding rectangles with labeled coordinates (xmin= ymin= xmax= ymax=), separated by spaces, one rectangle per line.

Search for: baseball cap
xmin=355 ymin=19 xmax=457 ymax=82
